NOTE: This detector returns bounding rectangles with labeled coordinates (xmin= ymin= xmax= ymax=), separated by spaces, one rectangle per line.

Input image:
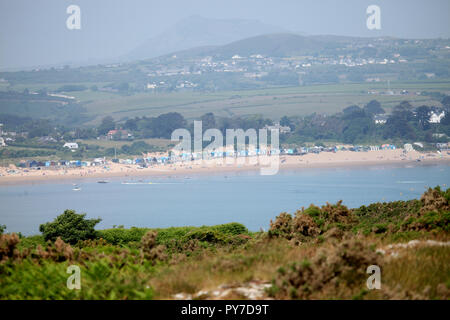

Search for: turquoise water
xmin=0 ymin=163 xmax=449 ymax=235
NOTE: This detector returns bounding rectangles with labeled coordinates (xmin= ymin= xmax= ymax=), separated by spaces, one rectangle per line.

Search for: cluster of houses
xmin=373 ymin=109 xmax=446 ymax=125
xmin=295 ymin=144 xmax=396 ymax=154
xmin=106 ymin=129 xmax=133 ymax=141
xmin=143 ymin=48 xmax=415 ymax=83
xmin=0 ymin=123 xmax=22 ymax=146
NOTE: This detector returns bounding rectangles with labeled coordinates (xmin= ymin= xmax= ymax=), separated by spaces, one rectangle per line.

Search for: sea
xmin=1 ymin=163 xmax=449 ymax=235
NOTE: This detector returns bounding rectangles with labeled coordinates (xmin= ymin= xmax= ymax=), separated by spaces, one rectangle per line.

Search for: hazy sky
xmin=1 ymin=0 xmax=449 ymax=69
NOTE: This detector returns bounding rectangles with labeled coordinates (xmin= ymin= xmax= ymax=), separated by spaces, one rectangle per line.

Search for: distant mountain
xmin=205 ymin=33 xmax=325 ymax=57
xmin=160 ymin=33 xmax=345 ymax=59
xmin=126 ymin=15 xmax=288 ymax=60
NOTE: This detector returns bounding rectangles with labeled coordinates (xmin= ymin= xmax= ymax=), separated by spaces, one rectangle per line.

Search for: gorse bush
xmin=269 ymin=239 xmax=381 ymax=299
xmin=270 ymin=187 xmax=450 ymax=239
xmin=140 ymin=230 xmax=167 ymax=263
xmin=0 ymin=233 xmax=20 ymax=263
xmin=35 ymin=237 xmax=74 ymax=262
xmin=39 ymin=210 xmax=101 ymax=244
xmin=98 ymin=227 xmax=149 ymax=246
xmin=98 ymin=223 xmax=249 ymax=250
xmin=269 ymin=201 xmax=355 ymax=240
xmin=419 ymin=186 xmax=450 ymax=214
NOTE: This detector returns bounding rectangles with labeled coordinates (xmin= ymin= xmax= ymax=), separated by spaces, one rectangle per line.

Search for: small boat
xmin=73 ymin=186 xmax=81 ymax=191
xmin=121 ymin=181 xmax=153 ymax=185
xmin=97 ymin=180 xmax=109 ymax=184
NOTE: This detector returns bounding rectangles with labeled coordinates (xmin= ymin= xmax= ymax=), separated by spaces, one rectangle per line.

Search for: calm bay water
xmin=1 ymin=163 xmax=449 ymax=235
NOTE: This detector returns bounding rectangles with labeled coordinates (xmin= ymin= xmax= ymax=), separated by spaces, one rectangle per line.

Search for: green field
xmin=2 ymin=80 xmax=449 ymax=125
xmin=78 ymin=80 xmax=449 ymax=124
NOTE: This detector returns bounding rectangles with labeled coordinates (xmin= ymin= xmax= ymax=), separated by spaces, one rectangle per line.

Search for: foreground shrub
xmin=401 ymin=187 xmax=450 ymax=233
xmin=0 ymin=258 xmax=155 ymax=299
xmin=99 ymin=223 xmax=249 ymax=248
xmin=0 ymin=233 xmax=20 ymax=263
xmin=140 ymin=231 xmax=167 ymax=263
xmin=269 ymin=239 xmax=381 ymax=299
xmin=98 ymin=227 xmax=148 ymax=246
xmin=211 ymin=222 xmax=249 ymax=236
xmin=39 ymin=210 xmax=101 ymax=245
xmin=269 ymin=201 xmax=355 ymax=241
xmin=420 ymin=186 xmax=450 ymax=214
xmin=35 ymin=237 xmax=74 ymax=262
xmin=268 ymin=213 xmax=293 ymax=238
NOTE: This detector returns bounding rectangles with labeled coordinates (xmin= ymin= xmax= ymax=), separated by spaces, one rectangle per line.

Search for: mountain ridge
xmin=125 ymin=15 xmax=289 ymax=61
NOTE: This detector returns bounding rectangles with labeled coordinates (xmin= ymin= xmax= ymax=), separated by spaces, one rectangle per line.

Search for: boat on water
xmin=121 ymin=181 xmax=153 ymax=185
xmin=97 ymin=180 xmax=109 ymax=184
xmin=72 ymin=186 xmax=81 ymax=191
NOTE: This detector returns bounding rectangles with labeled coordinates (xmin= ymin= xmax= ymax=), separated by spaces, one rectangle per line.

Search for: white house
xmin=374 ymin=114 xmax=388 ymax=124
xmin=63 ymin=142 xmax=79 ymax=150
xmin=264 ymin=123 xmax=291 ymax=134
xmin=429 ymin=111 xmax=445 ymax=124
xmin=0 ymin=137 xmax=6 ymax=147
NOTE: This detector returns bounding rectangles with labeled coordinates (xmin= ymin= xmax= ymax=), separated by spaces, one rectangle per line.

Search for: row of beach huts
xmin=13 ymin=144 xmax=398 ymax=169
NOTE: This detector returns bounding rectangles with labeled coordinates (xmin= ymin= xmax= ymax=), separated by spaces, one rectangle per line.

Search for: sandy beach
xmin=0 ymin=149 xmax=449 ymax=185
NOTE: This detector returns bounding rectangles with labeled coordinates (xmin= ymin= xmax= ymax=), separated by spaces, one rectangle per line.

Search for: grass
xmin=381 ymin=246 xmax=450 ymax=299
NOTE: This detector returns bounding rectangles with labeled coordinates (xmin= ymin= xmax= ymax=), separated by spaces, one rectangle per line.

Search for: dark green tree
xmin=441 ymin=96 xmax=450 ymax=111
xmin=200 ymin=112 xmax=216 ymax=130
xmin=98 ymin=116 xmax=115 ymax=135
xmin=155 ymin=112 xmax=186 ymax=138
xmin=415 ymin=106 xmax=431 ymax=130
xmin=364 ymin=100 xmax=385 ymax=115
xmin=280 ymin=116 xmax=292 ymax=127
xmin=39 ymin=209 xmax=101 ymax=244
xmin=343 ymin=105 xmax=362 ymax=116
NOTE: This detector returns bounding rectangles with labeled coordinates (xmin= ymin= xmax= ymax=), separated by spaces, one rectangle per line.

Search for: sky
xmin=1 ymin=0 xmax=449 ymax=70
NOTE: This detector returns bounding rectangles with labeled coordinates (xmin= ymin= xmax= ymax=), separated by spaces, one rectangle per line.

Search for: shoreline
xmin=0 ymin=149 xmax=449 ymax=186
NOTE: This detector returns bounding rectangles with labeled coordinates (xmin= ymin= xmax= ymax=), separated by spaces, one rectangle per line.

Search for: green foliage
xmin=98 ymin=223 xmax=249 ymax=249
xmin=354 ymin=200 xmax=422 ymax=234
xmin=98 ymin=116 xmax=115 ymax=135
xmin=209 ymin=222 xmax=249 ymax=236
xmin=0 ymin=225 xmax=6 ymax=235
xmin=414 ymin=211 xmax=450 ymax=232
xmin=98 ymin=227 xmax=149 ymax=246
xmin=16 ymin=235 xmax=45 ymax=250
xmin=270 ymin=239 xmax=381 ymax=299
xmin=39 ymin=210 xmax=101 ymax=244
xmin=269 ymin=201 xmax=354 ymax=240
xmin=0 ymin=259 xmax=155 ymax=299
